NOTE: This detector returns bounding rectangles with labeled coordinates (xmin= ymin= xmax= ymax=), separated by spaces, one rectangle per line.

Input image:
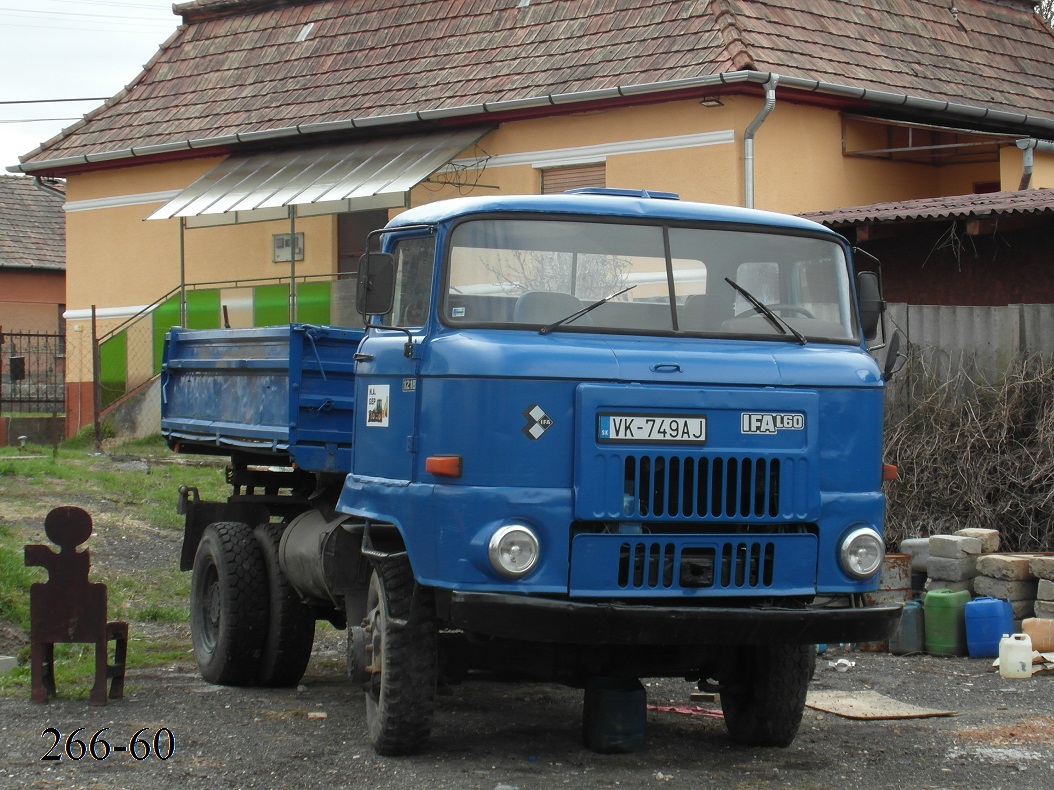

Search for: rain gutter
xmin=10 ymin=71 xmax=1054 ymax=176
xmin=1015 ymin=138 xmax=1054 ymax=190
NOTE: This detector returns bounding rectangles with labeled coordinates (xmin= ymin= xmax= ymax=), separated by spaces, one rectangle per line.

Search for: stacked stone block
xmin=1032 ymin=557 xmax=1054 ymax=620
xmin=974 ymin=554 xmax=1038 ymax=631
xmin=921 ymin=528 xmax=1002 ymax=594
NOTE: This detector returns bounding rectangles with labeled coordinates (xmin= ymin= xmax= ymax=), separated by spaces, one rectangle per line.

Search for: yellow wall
xmin=65 ymin=159 xmax=338 ymax=312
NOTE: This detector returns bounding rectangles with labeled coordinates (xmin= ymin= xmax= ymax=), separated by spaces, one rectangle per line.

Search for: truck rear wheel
xmin=363 ymin=557 xmax=438 ymax=755
xmin=190 ymin=522 xmax=268 ymax=685
xmin=719 ymin=643 xmax=814 ymax=747
xmin=254 ymin=522 xmax=316 ymax=687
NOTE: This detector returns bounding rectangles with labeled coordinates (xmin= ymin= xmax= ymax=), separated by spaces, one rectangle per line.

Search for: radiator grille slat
xmin=624 ymin=455 xmax=781 ymax=519
xmin=616 ymin=539 xmax=778 ymax=590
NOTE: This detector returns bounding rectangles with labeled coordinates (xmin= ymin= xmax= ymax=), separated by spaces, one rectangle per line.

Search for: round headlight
xmin=488 ymin=524 xmax=540 ymax=578
xmin=839 ymin=526 xmax=884 ymax=580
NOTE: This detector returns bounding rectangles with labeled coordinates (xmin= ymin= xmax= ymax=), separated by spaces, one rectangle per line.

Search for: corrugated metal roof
xmin=16 ymin=0 xmax=1054 ymax=171
xmin=147 ymin=127 xmax=487 ymax=225
xmin=800 ymin=188 xmax=1054 ymax=228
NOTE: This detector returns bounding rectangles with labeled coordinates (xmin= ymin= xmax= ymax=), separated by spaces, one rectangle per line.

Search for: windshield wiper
xmin=724 ymin=277 xmax=807 ymax=345
xmin=538 ymin=285 xmax=637 ymax=335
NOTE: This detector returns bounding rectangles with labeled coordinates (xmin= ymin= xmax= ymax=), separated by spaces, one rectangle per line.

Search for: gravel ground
xmin=1 ymin=647 xmax=1053 ymax=790
xmin=2 ymin=456 xmax=1053 ymax=789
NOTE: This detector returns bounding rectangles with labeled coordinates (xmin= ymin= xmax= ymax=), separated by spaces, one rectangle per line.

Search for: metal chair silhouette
xmin=24 ymin=506 xmax=128 ymax=706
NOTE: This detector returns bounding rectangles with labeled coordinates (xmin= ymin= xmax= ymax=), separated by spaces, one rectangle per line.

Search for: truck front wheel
xmin=363 ymin=557 xmax=438 ymax=755
xmin=719 ymin=643 xmax=815 ymax=747
xmin=190 ymin=522 xmax=268 ymax=685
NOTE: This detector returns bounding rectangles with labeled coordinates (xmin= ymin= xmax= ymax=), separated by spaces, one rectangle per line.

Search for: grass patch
xmin=0 ymin=437 xmax=231 ymax=698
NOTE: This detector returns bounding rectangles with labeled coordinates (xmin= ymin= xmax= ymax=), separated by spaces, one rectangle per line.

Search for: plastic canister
xmin=889 ymin=600 xmax=925 ymax=655
xmin=1022 ymin=617 xmax=1054 ymax=653
xmin=998 ymin=633 xmax=1034 ymax=679
xmin=582 ymin=677 xmax=647 ymax=753
xmin=965 ymin=597 xmax=1013 ymax=658
xmin=923 ymin=589 xmax=970 ymax=656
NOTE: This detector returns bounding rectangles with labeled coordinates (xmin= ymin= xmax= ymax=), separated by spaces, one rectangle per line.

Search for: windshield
xmin=443 ymin=218 xmax=858 ymax=341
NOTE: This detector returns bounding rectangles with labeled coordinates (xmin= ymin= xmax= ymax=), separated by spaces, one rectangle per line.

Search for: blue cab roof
xmin=388 ymin=191 xmax=840 ymax=238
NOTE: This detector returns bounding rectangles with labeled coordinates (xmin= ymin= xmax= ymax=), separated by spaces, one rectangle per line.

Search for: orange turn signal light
xmin=426 ymin=455 xmax=462 ymax=478
xmin=882 ymin=463 xmax=899 ymax=482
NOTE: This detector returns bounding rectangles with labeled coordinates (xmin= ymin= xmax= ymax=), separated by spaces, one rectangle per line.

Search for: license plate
xmin=597 ymin=413 xmax=707 ymax=444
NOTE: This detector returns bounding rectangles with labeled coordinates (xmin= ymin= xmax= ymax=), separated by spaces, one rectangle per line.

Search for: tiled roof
xmin=801 ymin=188 xmax=1054 ymax=228
xmin=16 ymin=0 xmax=1054 ymax=169
xmin=0 ymin=176 xmax=65 ymax=270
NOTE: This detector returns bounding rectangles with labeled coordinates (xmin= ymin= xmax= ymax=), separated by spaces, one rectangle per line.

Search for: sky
xmin=0 ymin=0 xmax=180 ymax=173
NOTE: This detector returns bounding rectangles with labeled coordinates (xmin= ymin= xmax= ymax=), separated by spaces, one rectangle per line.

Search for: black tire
xmin=363 ymin=557 xmax=438 ymax=756
xmin=254 ymin=522 xmax=316 ymax=687
xmin=719 ymin=644 xmax=815 ymax=747
xmin=190 ymin=521 xmax=268 ymax=686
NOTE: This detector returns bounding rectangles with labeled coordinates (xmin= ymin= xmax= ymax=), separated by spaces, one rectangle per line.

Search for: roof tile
xmin=0 ymin=176 xmax=65 ymax=269
xmin=18 ymin=0 xmax=1054 ymax=166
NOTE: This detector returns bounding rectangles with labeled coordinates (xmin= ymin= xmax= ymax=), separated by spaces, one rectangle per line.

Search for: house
xmin=7 ymin=0 xmax=1054 ymax=435
xmin=0 ymin=175 xmax=65 ymax=334
xmin=0 ymin=174 xmax=66 ymax=443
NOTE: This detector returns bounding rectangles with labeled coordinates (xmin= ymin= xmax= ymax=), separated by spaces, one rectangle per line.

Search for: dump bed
xmin=161 ymin=324 xmax=362 ymax=472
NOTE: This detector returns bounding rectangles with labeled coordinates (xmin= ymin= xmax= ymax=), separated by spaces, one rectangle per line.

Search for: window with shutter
xmin=540 ymin=163 xmax=606 ymax=194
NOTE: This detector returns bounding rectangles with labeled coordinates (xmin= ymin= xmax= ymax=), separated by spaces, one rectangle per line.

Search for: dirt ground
xmin=2 ymin=454 xmax=1052 ymax=789
xmin=1 ymin=639 xmax=1052 ymax=790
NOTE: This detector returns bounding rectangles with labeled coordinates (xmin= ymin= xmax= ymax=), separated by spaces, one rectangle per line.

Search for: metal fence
xmin=0 ymin=329 xmax=66 ymax=414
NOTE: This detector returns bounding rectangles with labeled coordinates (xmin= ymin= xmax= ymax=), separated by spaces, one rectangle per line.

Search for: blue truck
xmin=162 ymin=189 xmax=899 ymax=755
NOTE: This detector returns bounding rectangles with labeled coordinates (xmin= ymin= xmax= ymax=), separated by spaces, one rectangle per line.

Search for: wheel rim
xmin=365 ymin=574 xmax=384 ymax=708
xmin=198 ymin=563 xmax=220 ymax=653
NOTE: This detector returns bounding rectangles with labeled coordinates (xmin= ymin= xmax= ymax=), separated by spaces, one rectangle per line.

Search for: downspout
xmin=743 ymin=74 xmax=779 ymax=209
xmin=1016 ymin=138 xmax=1054 ymax=190
xmin=32 ymin=176 xmax=66 ymax=200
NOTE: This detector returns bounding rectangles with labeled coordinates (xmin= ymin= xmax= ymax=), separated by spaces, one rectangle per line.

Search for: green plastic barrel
xmin=923 ymin=589 xmax=970 ymax=656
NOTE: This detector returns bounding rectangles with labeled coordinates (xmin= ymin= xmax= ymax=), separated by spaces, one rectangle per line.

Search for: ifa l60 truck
xmin=162 ymin=189 xmax=899 ymax=755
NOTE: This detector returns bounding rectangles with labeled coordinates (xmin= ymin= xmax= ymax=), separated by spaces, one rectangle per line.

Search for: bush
xmin=884 ymin=351 xmax=1054 ymax=552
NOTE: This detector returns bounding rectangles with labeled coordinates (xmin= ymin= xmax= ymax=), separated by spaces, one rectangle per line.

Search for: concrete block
xmin=924 ymin=578 xmax=973 ymax=594
xmin=975 ymin=554 xmax=1036 ymax=581
xmin=899 ymin=538 xmax=929 ymax=572
xmin=1011 ymin=598 xmax=1036 ymax=620
xmin=1038 ymin=578 xmax=1054 ymax=602
xmin=1035 ymin=600 xmax=1054 ymax=619
xmin=1030 ymin=556 xmax=1054 ymax=581
xmin=929 ymin=534 xmax=982 ymax=559
xmin=953 ymin=528 xmax=1000 ymax=553
xmin=927 ymin=556 xmax=977 ymax=582
xmin=973 ymin=576 xmax=1038 ymax=601
xmin=0 ymin=656 xmax=16 ymax=675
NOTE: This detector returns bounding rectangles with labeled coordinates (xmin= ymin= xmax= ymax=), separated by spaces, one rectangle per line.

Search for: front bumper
xmin=446 ymin=592 xmax=900 ymax=646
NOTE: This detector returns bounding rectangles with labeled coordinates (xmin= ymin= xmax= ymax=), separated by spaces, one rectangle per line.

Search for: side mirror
xmin=857 ymin=271 xmax=884 ymax=341
xmin=357 ymin=252 xmax=396 ymax=317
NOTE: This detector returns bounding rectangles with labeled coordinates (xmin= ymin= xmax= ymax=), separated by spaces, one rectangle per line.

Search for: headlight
xmin=488 ymin=524 xmax=540 ymax=578
xmin=839 ymin=526 xmax=884 ymax=579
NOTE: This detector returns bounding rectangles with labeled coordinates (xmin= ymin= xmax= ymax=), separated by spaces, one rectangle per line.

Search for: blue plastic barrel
xmin=965 ymin=597 xmax=1013 ymax=658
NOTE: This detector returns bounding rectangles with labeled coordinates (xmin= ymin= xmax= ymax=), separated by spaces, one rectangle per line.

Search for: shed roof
xmin=800 ymin=188 xmax=1054 ymax=228
xmin=0 ymin=176 xmax=65 ymax=270
xmin=14 ymin=0 xmax=1054 ymax=173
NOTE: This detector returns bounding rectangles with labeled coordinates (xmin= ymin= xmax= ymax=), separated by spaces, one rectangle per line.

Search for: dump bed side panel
xmin=161 ymin=324 xmax=362 ymax=472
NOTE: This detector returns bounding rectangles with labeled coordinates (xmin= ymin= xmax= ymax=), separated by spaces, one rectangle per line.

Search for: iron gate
xmin=0 ymin=329 xmax=65 ymax=413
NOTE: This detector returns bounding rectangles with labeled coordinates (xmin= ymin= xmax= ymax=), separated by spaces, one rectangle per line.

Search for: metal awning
xmin=147 ymin=127 xmax=488 ymax=227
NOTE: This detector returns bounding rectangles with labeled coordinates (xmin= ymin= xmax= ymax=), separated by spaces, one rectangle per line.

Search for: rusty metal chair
xmin=24 ymin=506 xmax=128 ymax=706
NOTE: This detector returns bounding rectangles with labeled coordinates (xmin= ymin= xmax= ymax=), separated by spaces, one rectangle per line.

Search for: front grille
xmin=617 ymin=539 xmax=777 ymax=591
xmin=624 ymin=455 xmax=780 ymax=519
